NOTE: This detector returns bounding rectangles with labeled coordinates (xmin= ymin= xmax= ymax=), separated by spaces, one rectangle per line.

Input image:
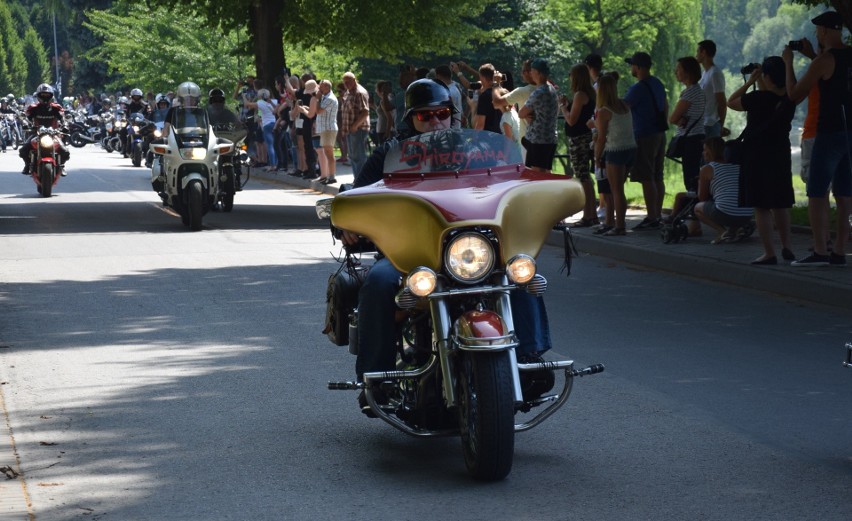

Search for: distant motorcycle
xmin=68 ymin=110 xmax=105 ymax=148
xmin=150 ymin=107 xmax=235 ymax=230
xmin=127 ymin=112 xmax=156 ymax=167
xmin=27 ymin=127 xmax=65 ymax=197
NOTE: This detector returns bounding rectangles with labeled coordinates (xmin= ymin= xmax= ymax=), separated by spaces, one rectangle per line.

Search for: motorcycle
xmin=316 ymin=129 xmax=604 ymax=481
xmin=27 ymin=126 xmax=66 ymax=197
xmin=149 ymin=107 xmax=234 ymax=231
xmin=127 ymin=112 xmax=156 ymax=167
xmin=1 ymin=112 xmax=23 ymax=150
xmin=68 ymin=110 xmax=105 ymax=148
xmin=145 ymin=108 xmax=168 ymax=168
xmin=209 ymin=110 xmax=248 ymax=212
xmin=108 ymin=109 xmax=127 ymax=155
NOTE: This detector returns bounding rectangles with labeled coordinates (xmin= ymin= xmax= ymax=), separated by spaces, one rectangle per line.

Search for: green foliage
xmin=21 ymin=28 xmax=51 ymax=93
xmin=83 ymin=4 xmax=250 ymax=94
xmin=0 ymin=2 xmax=28 ymax=93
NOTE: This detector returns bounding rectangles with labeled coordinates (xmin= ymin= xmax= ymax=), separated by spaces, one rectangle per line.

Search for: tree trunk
xmin=249 ymin=0 xmax=285 ymax=90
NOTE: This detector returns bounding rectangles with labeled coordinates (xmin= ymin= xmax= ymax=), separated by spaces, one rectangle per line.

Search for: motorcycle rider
xmin=340 ymin=78 xmax=554 ymax=413
xmin=162 ymin=81 xmax=201 ymax=138
xmin=0 ymin=97 xmax=15 ymax=152
xmin=19 ymin=83 xmax=69 ymax=176
xmin=127 ymin=88 xmax=150 ymax=116
xmin=207 ymin=87 xmax=246 ymax=190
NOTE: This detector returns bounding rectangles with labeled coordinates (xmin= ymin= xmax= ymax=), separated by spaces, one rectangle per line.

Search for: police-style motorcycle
xmin=149 ymin=107 xmax=234 ymax=230
xmin=317 ymin=129 xmax=604 ymax=481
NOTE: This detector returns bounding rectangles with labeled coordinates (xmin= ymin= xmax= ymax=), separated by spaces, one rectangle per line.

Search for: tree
xmin=84 ymin=4 xmax=248 ymax=94
xmin=0 ymin=1 xmax=28 ymax=94
xmin=793 ymin=0 xmax=852 ymax=31
xmin=21 ymin=28 xmax=51 ymax=94
xmin=142 ymin=0 xmax=496 ymax=88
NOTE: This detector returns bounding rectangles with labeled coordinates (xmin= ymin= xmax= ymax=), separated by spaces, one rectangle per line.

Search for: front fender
xmin=180 ymin=172 xmax=207 ymax=190
xmin=452 ymin=310 xmax=517 ymax=352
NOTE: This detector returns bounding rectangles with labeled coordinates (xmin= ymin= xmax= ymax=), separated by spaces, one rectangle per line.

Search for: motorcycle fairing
xmin=331 ymin=170 xmax=584 ymax=274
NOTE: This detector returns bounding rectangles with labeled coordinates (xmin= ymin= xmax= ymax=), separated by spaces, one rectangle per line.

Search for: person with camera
xmin=784 ymin=10 xmax=851 ymax=267
xmin=728 ymin=57 xmax=796 ymax=265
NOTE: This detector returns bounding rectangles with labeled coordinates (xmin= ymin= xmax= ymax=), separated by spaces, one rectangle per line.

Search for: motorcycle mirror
xmin=315 ymin=198 xmax=333 ymax=220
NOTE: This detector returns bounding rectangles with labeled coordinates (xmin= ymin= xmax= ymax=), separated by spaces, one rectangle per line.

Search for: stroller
xmin=660 ymin=194 xmax=755 ymax=244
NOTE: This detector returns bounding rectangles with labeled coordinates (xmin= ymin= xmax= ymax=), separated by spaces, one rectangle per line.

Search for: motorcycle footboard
xmin=514 ymin=360 xmax=604 ymax=432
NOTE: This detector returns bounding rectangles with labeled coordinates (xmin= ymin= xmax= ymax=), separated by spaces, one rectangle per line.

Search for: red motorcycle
xmin=28 ymin=127 xmax=65 ymax=197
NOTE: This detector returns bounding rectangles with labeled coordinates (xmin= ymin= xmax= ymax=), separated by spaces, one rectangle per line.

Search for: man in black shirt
xmin=473 ymin=63 xmax=503 ymax=134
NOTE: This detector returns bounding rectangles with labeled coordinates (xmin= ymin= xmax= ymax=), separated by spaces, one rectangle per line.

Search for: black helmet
xmin=208 ymin=88 xmax=226 ymax=104
xmin=403 ymin=79 xmax=454 ymax=121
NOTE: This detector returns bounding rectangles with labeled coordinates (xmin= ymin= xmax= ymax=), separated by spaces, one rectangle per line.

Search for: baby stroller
xmin=660 ymin=194 xmax=756 ymax=244
xmin=660 ymin=194 xmax=699 ymax=244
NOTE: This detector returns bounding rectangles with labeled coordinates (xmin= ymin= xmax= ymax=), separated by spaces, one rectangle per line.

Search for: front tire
xmin=457 ymin=351 xmax=515 ymax=481
xmin=187 ymin=181 xmax=203 ymax=231
xmin=39 ymin=163 xmax=54 ymax=198
xmin=69 ymin=132 xmax=86 ymax=148
xmin=132 ymin=146 xmax=142 ymax=167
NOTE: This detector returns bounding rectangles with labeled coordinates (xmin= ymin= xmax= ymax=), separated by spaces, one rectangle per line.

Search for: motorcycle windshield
xmin=383 ymin=129 xmax=523 ymax=176
xmin=172 ymin=108 xmax=209 ymax=136
xmin=150 ymin=109 xmax=168 ymax=124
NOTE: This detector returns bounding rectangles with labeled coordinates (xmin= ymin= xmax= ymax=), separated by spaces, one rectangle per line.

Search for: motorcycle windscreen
xmin=172 ymin=108 xmax=209 ymax=135
xmin=383 ymin=129 xmax=523 ymax=175
xmin=208 ymin=107 xmax=247 ymax=144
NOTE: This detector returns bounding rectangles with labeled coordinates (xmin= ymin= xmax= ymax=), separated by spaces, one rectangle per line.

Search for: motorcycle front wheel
xmin=132 ymin=146 xmax=142 ymax=167
xmin=39 ymin=163 xmax=54 ymax=198
xmin=457 ymin=351 xmax=514 ymax=481
xmin=187 ymin=181 xmax=204 ymax=231
xmin=69 ymin=132 xmax=87 ymax=148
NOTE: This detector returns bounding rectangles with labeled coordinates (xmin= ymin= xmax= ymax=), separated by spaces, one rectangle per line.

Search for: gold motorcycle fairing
xmin=331 ymin=167 xmax=585 ymax=274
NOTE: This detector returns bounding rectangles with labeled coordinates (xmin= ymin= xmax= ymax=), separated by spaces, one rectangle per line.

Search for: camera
xmin=469 ymin=81 xmax=482 ymax=90
xmin=789 ymin=40 xmax=804 ymax=52
xmin=282 ymin=67 xmax=291 ymax=77
xmin=740 ymin=63 xmax=760 ymax=75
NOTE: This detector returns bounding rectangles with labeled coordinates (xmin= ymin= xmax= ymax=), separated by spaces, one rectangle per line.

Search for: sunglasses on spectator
xmin=412 ymin=107 xmax=452 ymax=122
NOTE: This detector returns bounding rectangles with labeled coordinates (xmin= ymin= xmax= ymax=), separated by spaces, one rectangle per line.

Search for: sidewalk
xmin=250 ymin=164 xmax=852 ymax=311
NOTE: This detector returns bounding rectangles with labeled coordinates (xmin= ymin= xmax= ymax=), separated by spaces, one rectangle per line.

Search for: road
xmin=1 ymin=146 xmax=851 ymax=520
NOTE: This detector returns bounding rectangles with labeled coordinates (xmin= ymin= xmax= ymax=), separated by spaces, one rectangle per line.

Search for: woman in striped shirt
xmin=694 ymin=137 xmax=753 ymax=242
xmin=669 ymin=57 xmax=706 ymax=193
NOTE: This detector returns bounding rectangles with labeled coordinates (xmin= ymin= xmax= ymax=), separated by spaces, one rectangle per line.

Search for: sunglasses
xmin=412 ymin=107 xmax=452 ymax=122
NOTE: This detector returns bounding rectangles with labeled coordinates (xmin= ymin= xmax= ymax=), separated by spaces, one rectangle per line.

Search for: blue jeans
xmin=262 ymin=122 xmax=277 ymax=167
xmin=355 ymin=257 xmax=552 ymax=377
xmin=276 ymin=129 xmax=292 ymax=169
xmin=347 ymin=129 xmax=369 ymax=177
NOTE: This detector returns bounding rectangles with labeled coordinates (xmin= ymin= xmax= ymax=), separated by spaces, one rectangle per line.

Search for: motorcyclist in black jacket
xmin=19 ymin=83 xmax=69 ymax=175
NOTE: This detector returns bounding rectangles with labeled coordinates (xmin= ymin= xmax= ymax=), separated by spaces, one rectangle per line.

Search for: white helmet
xmin=130 ymin=88 xmax=143 ymax=99
xmin=176 ymin=81 xmax=200 ymax=107
xmin=36 ymin=83 xmax=54 ymax=104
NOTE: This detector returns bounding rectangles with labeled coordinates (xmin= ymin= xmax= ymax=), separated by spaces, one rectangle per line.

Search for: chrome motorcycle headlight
xmin=444 ymin=233 xmax=494 ymax=283
xmin=154 ymin=130 xmax=162 ymax=138
xmin=132 ymin=125 xmax=140 ymax=132
xmin=38 ymin=134 xmax=53 ymax=149
xmin=506 ymin=254 xmax=536 ymax=284
xmin=406 ymin=267 xmax=437 ymax=297
xmin=180 ymin=147 xmax=207 ymax=160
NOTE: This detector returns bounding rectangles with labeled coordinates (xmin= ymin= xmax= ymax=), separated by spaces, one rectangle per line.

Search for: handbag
xmin=665 ymin=116 xmax=699 ymax=160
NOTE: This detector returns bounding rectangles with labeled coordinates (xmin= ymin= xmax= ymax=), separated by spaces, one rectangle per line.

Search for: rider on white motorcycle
xmin=340 ymin=78 xmax=554 ymax=414
xmin=162 ymin=81 xmax=201 ymax=138
xmin=19 ymin=83 xmax=69 ymax=176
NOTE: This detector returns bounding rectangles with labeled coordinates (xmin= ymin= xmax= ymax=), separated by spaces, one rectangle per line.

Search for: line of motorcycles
xmin=63 ymin=105 xmax=249 ymax=230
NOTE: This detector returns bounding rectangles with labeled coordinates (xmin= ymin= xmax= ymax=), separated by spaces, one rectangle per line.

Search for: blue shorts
xmin=605 ymin=148 xmax=636 ymax=167
xmin=807 ymin=131 xmax=852 ymax=197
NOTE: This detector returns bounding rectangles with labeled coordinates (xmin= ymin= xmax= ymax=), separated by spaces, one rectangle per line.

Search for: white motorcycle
xmin=149 ymin=107 xmax=234 ymax=231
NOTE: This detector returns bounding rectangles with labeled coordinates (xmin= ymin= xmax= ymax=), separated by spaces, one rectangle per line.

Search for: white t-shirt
xmin=257 ymin=99 xmax=277 ymax=127
xmin=505 ymin=84 xmax=537 ymax=138
xmin=699 ymin=65 xmax=725 ymax=127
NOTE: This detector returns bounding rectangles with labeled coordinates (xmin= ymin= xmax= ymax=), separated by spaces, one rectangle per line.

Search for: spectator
xmin=335 ymin=82 xmax=349 ymax=164
xmin=341 ymin=72 xmax=371 ymax=176
xmin=492 ymin=60 xmax=536 ymax=141
xmin=393 ymin=66 xmax=417 ymax=135
xmin=518 ymin=58 xmax=559 ymax=172
xmin=728 ymin=56 xmax=796 ymax=265
xmin=495 ymin=85 xmax=521 ymax=146
xmin=624 ymin=52 xmax=668 ymax=229
xmin=593 ymin=74 xmax=636 ymax=236
xmin=435 ymin=65 xmax=464 ymax=129
xmin=243 ymin=88 xmax=277 ymax=172
xmin=561 ymin=63 xmax=598 ymax=226
xmin=669 ymin=56 xmax=706 ymax=194
xmin=299 ymin=79 xmax=338 ymax=184
xmin=471 ymin=63 xmax=502 ymax=134
xmin=785 ymin=10 xmax=851 ymax=267
xmin=696 ymin=40 xmax=727 ymax=138
xmin=693 ymin=137 xmax=753 ymax=242
xmin=584 ymin=54 xmax=611 ymax=222
xmin=374 ymin=80 xmax=395 ymax=143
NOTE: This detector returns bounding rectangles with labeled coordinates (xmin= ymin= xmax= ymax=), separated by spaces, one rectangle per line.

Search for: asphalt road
xmin=1 ymin=146 xmax=851 ymax=520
